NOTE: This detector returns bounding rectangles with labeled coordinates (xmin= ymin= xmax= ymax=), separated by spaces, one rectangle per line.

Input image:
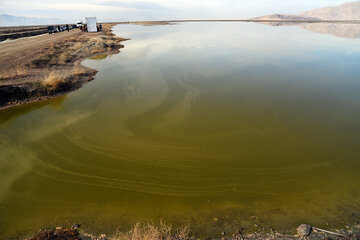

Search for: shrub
xmin=42 ymin=71 xmax=65 ymax=91
xmin=114 ymin=222 xmax=191 ymax=240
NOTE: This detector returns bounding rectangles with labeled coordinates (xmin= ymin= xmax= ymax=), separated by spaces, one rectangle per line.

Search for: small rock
xmin=297 ymin=224 xmax=312 ymax=236
xmin=71 ymin=224 xmax=81 ymax=229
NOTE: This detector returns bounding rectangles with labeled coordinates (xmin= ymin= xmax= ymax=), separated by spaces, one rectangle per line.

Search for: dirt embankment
xmin=0 ymin=24 xmax=127 ymax=110
xmin=26 ymin=222 xmax=360 ymax=240
xmin=0 ymin=25 xmax=50 ymax=42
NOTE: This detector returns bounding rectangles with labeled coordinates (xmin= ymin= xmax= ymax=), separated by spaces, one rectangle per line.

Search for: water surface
xmin=1 ymin=22 xmax=360 ymax=238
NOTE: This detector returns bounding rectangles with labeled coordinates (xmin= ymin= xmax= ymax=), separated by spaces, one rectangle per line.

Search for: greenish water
xmin=1 ymin=22 xmax=360 ymax=239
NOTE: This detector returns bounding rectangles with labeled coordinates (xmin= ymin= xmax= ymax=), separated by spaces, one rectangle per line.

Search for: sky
xmin=0 ymin=0 xmax=357 ymax=22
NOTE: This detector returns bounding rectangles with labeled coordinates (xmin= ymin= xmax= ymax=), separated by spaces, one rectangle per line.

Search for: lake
xmin=1 ymin=22 xmax=360 ymax=239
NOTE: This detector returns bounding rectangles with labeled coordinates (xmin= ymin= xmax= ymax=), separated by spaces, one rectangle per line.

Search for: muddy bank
xmin=0 ymin=24 xmax=127 ymax=110
xmin=26 ymin=223 xmax=360 ymax=240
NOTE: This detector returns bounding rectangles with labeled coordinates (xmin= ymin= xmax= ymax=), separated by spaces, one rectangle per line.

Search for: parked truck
xmin=76 ymin=21 xmax=83 ymax=28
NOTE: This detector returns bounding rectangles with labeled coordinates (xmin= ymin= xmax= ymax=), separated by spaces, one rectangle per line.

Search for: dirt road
xmin=0 ymin=30 xmax=83 ymax=85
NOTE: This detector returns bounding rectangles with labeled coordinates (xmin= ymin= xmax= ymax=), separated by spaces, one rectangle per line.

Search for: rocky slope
xmin=254 ymin=1 xmax=360 ymax=20
xmin=301 ymin=1 xmax=360 ymax=20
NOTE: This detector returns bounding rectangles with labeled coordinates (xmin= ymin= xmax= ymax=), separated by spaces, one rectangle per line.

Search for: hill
xmin=0 ymin=14 xmax=63 ymax=26
xmin=301 ymin=1 xmax=360 ymax=20
xmin=254 ymin=1 xmax=360 ymax=21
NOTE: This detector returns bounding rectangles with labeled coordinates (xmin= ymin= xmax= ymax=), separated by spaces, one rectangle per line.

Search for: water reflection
xmin=260 ymin=21 xmax=360 ymax=39
xmin=0 ymin=95 xmax=66 ymax=126
xmin=300 ymin=23 xmax=360 ymax=39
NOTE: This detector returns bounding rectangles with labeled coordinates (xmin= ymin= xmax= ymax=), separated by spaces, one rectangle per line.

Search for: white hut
xmin=85 ymin=17 xmax=97 ymax=32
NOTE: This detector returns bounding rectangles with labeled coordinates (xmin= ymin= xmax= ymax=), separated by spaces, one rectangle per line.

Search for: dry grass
xmin=59 ymin=52 xmax=74 ymax=64
xmin=72 ymin=67 xmax=88 ymax=76
xmin=66 ymin=37 xmax=78 ymax=43
xmin=31 ymin=54 xmax=53 ymax=67
xmin=114 ymin=222 xmax=191 ymax=240
xmin=42 ymin=71 xmax=65 ymax=91
xmin=0 ymin=67 xmax=29 ymax=80
xmin=50 ymin=43 xmax=61 ymax=50
xmin=1 ymin=23 xmax=127 ymax=109
xmin=71 ymin=42 xmax=84 ymax=51
xmin=30 ymin=32 xmax=123 ymax=68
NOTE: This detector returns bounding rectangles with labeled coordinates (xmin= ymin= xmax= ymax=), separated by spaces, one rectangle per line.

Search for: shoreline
xmin=26 ymin=222 xmax=360 ymax=240
xmin=0 ymin=23 xmax=127 ymax=111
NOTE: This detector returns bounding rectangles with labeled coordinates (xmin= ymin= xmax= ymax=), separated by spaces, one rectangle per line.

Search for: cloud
xmin=99 ymin=1 xmax=170 ymax=10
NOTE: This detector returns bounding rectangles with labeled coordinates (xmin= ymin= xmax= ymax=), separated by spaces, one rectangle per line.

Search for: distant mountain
xmin=301 ymin=1 xmax=360 ymax=20
xmin=254 ymin=1 xmax=360 ymax=39
xmin=0 ymin=14 xmax=65 ymax=26
xmin=254 ymin=1 xmax=360 ymax=21
xmin=252 ymin=14 xmax=319 ymax=21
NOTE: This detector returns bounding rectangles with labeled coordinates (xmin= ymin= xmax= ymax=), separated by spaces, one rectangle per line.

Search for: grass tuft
xmin=59 ymin=52 xmax=73 ymax=64
xmin=42 ymin=71 xmax=65 ymax=91
xmin=114 ymin=222 xmax=191 ymax=240
xmin=72 ymin=67 xmax=88 ymax=76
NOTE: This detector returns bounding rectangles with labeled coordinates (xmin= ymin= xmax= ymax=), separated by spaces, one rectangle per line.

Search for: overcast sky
xmin=0 ymin=0 xmax=356 ymax=22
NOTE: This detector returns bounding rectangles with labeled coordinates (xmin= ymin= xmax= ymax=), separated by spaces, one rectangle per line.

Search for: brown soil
xmin=26 ymin=223 xmax=360 ymax=240
xmin=27 ymin=228 xmax=80 ymax=240
xmin=0 ymin=24 xmax=127 ymax=110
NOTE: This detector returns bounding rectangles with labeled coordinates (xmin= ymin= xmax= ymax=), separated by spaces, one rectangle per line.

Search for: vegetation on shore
xmin=0 ymin=24 xmax=127 ymax=110
xmin=26 ymin=221 xmax=360 ymax=240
